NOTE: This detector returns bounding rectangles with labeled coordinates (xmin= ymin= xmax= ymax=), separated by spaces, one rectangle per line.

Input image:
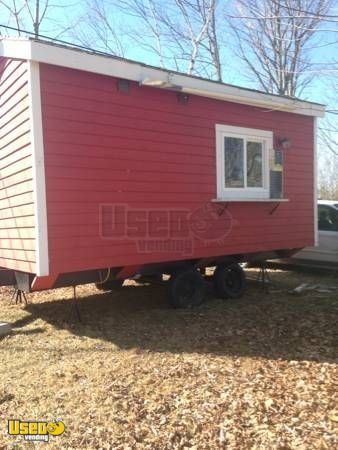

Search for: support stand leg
xmin=72 ymin=285 xmax=82 ymax=322
xmin=11 ymin=289 xmax=28 ymax=305
xmin=257 ymin=264 xmax=272 ymax=291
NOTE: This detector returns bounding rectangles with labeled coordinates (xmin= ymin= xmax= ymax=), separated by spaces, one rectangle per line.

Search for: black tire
xmin=213 ymin=263 xmax=246 ymax=299
xmin=95 ymin=279 xmax=124 ymax=291
xmin=168 ymin=268 xmax=206 ymax=308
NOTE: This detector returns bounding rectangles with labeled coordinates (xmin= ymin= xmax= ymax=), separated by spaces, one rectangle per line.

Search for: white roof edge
xmin=0 ymin=38 xmax=325 ymax=117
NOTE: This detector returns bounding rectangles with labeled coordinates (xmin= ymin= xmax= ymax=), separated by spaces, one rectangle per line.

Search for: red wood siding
xmin=40 ymin=63 xmax=314 ymax=274
xmin=0 ymin=57 xmax=36 ymax=273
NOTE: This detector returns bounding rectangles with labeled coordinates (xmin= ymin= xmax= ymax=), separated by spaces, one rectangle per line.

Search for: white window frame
xmin=216 ymin=124 xmax=273 ymax=200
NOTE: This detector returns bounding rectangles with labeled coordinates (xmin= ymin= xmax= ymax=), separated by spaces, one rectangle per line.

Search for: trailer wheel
xmin=213 ymin=263 xmax=246 ymax=299
xmin=168 ymin=268 xmax=206 ymax=308
xmin=95 ymin=279 xmax=124 ymax=291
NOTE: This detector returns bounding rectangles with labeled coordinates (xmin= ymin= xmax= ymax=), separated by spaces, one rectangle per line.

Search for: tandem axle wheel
xmin=168 ymin=263 xmax=246 ymax=308
xmin=213 ymin=263 xmax=246 ymax=299
xmin=168 ymin=268 xmax=206 ymax=308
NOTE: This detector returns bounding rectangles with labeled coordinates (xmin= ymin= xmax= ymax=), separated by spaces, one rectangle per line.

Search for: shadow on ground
xmin=18 ymin=276 xmax=338 ymax=364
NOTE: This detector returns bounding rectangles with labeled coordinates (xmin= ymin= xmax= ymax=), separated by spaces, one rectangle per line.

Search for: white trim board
xmin=27 ymin=60 xmax=49 ymax=276
xmin=0 ymin=38 xmax=325 ymax=118
xmin=314 ymin=117 xmax=318 ymax=247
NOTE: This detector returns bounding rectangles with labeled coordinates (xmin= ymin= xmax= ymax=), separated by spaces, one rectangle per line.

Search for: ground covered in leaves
xmin=0 ymin=268 xmax=337 ymax=449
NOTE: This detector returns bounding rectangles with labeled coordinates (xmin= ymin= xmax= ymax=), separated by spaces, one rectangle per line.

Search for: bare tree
xmin=319 ymin=118 xmax=338 ymax=156
xmin=81 ymin=0 xmax=223 ymax=80
xmin=0 ymin=1 xmax=25 ymax=34
xmin=0 ymin=0 xmax=72 ymax=38
xmin=227 ymin=0 xmax=333 ymax=96
xmin=318 ymin=150 xmax=338 ymax=198
xmin=25 ymin=0 xmax=50 ymax=37
xmin=116 ymin=0 xmax=170 ymax=68
xmin=172 ymin=0 xmax=220 ymax=78
xmin=205 ymin=2 xmax=222 ymax=80
xmin=69 ymin=0 xmax=126 ymax=56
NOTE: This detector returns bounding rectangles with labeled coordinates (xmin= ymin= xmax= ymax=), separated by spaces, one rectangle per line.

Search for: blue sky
xmin=1 ymin=0 xmax=338 ymax=165
xmin=1 ymin=0 xmax=337 ymax=106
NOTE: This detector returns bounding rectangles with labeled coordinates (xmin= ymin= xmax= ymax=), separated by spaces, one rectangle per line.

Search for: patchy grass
xmin=0 ymin=268 xmax=337 ymax=449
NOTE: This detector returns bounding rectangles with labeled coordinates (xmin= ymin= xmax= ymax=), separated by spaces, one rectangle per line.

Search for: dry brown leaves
xmin=0 ymin=268 xmax=337 ymax=449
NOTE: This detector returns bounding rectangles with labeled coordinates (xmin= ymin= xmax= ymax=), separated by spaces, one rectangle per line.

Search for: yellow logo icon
xmin=8 ymin=419 xmax=65 ymax=442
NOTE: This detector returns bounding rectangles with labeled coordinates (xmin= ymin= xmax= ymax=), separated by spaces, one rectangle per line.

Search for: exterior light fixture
xmin=278 ymin=137 xmax=291 ymax=149
xmin=177 ymin=92 xmax=190 ymax=104
xmin=140 ymin=78 xmax=182 ymax=91
xmin=117 ymin=79 xmax=130 ymax=93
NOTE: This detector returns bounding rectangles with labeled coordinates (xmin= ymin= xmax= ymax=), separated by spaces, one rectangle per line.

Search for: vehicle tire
xmin=213 ymin=263 xmax=246 ymax=299
xmin=168 ymin=268 xmax=206 ymax=308
xmin=95 ymin=279 xmax=124 ymax=291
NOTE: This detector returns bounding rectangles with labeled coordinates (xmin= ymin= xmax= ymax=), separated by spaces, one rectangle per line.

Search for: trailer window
xmin=216 ymin=124 xmax=272 ymax=200
xmin=224 ymin=137 xmax=244 ymax=187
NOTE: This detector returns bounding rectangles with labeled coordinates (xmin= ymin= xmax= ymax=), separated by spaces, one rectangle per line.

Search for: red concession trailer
xmin=0 ymin=38 xmax=325 ymax=307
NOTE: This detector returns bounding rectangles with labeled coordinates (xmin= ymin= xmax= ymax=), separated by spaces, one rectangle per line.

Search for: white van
xmin=292 ymin=200 xmax=338 ymax=265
